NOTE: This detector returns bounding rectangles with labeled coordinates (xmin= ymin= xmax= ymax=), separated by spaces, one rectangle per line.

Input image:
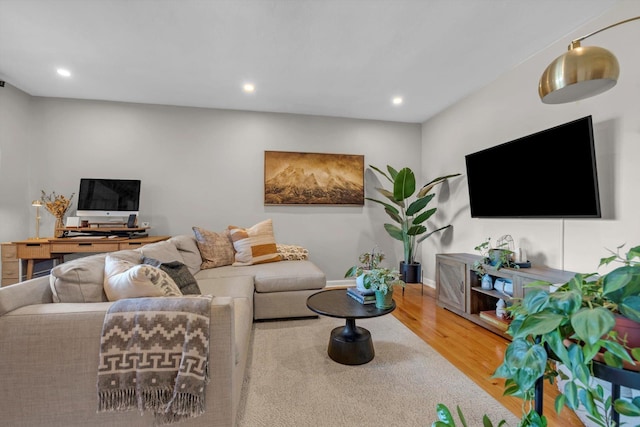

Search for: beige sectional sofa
xmin=0 ymin=234 xmax=326 ymax=427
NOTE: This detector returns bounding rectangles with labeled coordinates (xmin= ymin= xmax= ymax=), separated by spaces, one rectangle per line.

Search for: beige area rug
xmin=237 ymin=315 xmax=519 ymax=427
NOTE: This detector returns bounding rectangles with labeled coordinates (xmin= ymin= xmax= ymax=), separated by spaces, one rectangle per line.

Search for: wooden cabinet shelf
xmin=436 ymin=253 xmax=576 ymax=339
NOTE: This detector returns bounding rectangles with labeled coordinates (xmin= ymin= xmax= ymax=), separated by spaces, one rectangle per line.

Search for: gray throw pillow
xmin=142 ymin=257 xmax=201 ymax=295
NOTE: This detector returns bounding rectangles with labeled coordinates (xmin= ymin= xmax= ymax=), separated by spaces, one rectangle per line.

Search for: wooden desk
xmin=14 ymin=235 xmax=170 ymax=280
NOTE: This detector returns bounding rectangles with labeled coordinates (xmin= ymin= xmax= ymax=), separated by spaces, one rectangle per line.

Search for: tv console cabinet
xmin=10 ymin=235 xmax=170 ymax=282
xmin=435 ymin=253 xmax=576 ymax=338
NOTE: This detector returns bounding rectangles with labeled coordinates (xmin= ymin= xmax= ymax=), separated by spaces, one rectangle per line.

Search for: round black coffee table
xmin=306 ymin=288 xmax=396 ymax=365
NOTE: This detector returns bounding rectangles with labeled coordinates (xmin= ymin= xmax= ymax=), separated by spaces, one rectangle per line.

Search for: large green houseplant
xmin=492 ymin=244 xmax=640 ymax=426
xmin=367 ymin=165 xmax=460 ymax=283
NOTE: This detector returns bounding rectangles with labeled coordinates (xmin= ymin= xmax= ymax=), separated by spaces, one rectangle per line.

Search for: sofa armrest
xmin=0 ymin=276 xmax=52 ymax=316
xmin=0 ymin=296 xmax=238 ymax=427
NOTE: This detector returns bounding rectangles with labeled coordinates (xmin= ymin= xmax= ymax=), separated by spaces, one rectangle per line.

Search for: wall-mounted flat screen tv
xmin=465 ymin=115 xmax=601 ymax=218
xmin=76 ymin=178 xmax=141 ymax=217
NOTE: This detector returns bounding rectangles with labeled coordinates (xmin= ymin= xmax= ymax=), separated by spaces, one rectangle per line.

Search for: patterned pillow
xmin=142 ymin=257 xmax=201 ymax=295
xmin=228 ymin=219 xmax=281 ymax=266
xmin=276 ymin=244 xmax=309 ymax=261
xmin=192 ymin=227 xmax=236 ymax=269
xmin=103 ymin=255 xmax=182 ymax=301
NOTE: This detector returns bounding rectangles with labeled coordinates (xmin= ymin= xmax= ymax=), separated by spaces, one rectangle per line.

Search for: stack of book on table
xmin=479 ymin=310 xmax=511 ymax=331
xmin=347 ymin=287 xmax=376 ymax=304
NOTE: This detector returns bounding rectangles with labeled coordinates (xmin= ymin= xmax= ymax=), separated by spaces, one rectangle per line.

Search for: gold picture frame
xmin=264 ymin=151 xmax=364 ymax=205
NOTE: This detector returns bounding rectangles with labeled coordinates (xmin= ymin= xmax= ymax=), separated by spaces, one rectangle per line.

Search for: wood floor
xmin=392 ymin=283 xmax=583 ymax=427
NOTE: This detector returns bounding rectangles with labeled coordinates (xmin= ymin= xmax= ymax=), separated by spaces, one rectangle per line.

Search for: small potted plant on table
xmin=345 ymin=254 xmax=405 ymax=309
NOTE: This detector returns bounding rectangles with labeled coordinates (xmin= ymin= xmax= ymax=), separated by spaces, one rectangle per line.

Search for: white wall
xmin=0 ymin=84 xmax=33 ymax=242
xmin=421 ymin=0 xmax=640 ymax=278
xmin=17 ymin=97 xmax=421 ymax=280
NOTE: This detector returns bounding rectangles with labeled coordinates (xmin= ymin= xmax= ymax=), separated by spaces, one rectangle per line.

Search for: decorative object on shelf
xmin=493 ymin=243 xmax=640 ymax=425
xmin=31 ymin=200 xmax=42 ymax=239
xmin=366 ymin=164 xmax=460 ymax=284
xmin=539 ymin=16 xmax=640 ymax=104
xmin=493 ymin=278 xmax=513 ymax=296
xmin=495 ymin=299 xmax=506 ymax=318
xmin=471 ymin=237 xmax=519 ymax=277
xmin=480 ymin=273 xmax=493 ymax=290
xmin=40 ymin=190 xmax=75 ymax=238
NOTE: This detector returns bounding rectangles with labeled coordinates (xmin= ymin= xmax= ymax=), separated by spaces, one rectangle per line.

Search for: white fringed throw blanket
xmin=97 ymin=295 xmax=212 ymax=425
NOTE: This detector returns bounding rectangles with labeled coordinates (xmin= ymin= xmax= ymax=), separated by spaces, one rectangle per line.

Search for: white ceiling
xmin=0 ymin=0 xmax=618 ymax=123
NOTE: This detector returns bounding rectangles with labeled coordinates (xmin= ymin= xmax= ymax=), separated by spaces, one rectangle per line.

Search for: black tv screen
xmin=465 ymin=116 xmax=601 ymax=218
xmin=77 ymin=178 xmax=141 ymax=217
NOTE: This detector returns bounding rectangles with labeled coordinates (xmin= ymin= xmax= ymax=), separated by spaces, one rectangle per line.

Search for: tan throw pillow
xmin=103 ymin=255 xmax=182 ymax=301
xmin=228 ymin=219 xmax=281 ymax=266
xmin=192 ymin=227 xmax=236 ymax=269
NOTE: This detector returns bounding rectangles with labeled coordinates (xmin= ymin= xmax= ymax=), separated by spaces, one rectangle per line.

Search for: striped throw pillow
xmin=228 ymin=219 xmax=281 ymax=266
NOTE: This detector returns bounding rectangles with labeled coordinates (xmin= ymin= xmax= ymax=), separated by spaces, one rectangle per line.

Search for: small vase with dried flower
xmin=41 ymin=191 xmax=75 ymax=237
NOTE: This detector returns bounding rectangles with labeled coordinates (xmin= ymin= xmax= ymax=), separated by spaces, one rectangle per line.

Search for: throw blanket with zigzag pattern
xmin=97 ymin=295 xmax=212 ymax=425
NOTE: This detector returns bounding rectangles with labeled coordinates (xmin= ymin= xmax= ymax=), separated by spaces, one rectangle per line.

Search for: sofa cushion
xmin=253 ymin=260 xmax=325 ymax=293
xmin=103 ymin=255 xmax=182 ymax=301
xmin=169 ymin=235 xmax=203 ymax=275
xmin=228 ymin=219 xmax=281 ymax=266
xmin=142 ymin=257 xmax=201 ymax=295
xmin=138 ymin=240 xmax=183 ymax=264
xmin=195 ymin=260 xmax=326 ymax=293
xmin=49 ymin=250 xmax=141 ymax=303
xmin=192 ymin=227 xmax=235 ymax=269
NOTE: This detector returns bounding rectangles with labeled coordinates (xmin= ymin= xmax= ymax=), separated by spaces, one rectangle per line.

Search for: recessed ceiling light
xmin=392 ymin=96 xmax=403 ymax=105
xmin=243 ymin=83 xmax=255 ymax=93
xmin=57 ymin=68 xmax=71 ymax=77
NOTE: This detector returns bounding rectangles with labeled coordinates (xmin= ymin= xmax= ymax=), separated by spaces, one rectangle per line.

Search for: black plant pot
xmin=400 ymin=261 xmax=422 ymax=284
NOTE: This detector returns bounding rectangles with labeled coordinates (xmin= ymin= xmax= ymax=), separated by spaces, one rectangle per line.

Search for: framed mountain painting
xmin=264 ymin=151 xmax=364 ymax=205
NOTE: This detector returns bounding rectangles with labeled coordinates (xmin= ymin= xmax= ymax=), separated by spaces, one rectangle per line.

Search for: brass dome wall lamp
xmin=539 ymin=16 xmax=640 ymax=104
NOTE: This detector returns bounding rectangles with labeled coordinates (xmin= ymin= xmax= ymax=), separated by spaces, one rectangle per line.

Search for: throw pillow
xmin=192 ymin=227 xmax=235 ymax=269
xmin=142 ymin=257 xmax=201 ymax=295
xmin=276 ymin=244 xmax=309 ymax=261
xmin=103 ymin=255 xmax=182 ymax=301
xmin=227 ymin=219 xmax=281 ymax=266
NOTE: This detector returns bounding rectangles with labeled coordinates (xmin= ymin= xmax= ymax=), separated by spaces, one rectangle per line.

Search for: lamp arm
xmin=569 ymin=15 xmax=640 ymax=49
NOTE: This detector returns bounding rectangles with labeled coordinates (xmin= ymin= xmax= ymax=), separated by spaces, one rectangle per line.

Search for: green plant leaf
xmin=632 ymin=347 xmax=640 ymax=361
xmin=412 ymin=207 xmax=436 ymax=225
xmin=407 ymin=225 xmax=427 ymax=236
xmin=455 ymin=406 xmax=468 ymax=427
xmin=501 ymin=339 xmax=547 ymax=391
xmin=417 ymin=173 xmax=461 ymax=197
xmin=614 ymin=398 xmax=640 ymax=416
xmin=521 ymin=288 xmax=551 ymax=314
xmin=555 ymin=393 xmax=566 ymax=414
xmin=619 ymin=295 xmax=640 ymax=322
xmin=511 ymin=311 xmax=564 ymax=338
xmin=571 ymin=307 xmax=615 ymax=346
xmin=365 ymin=197 xmax=401 ymax=213
xmin=578 ymin=388 xmax=597 ymax=419
xmin=601 ymin=339 xmax=634 ymax=363
xmin=603 ymin=265 xmax=640 ymax=301
xmin=369 ymin=164 xmax=393 ymax=183
xmin=383 ymin=223 xmax=404 ymax=241
xmin=547 ymin=290 xmax=582 ymax=316
xmin=416 ymin=224 xmax=452 ymax=244
xmin=406 ymin=194 xmax=435 ymax=216
xmin=434 ymin=403 xmax=455 ymax=425
xmin=602 ymin=350 xmax=623 ymax=368
xmin=393 ymin=168 xmax=415 ymax=202
xmin=387 ymin=165 xmax=399 ymax=181
xmin=564 ymin=381 xmax=578 ymax=409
